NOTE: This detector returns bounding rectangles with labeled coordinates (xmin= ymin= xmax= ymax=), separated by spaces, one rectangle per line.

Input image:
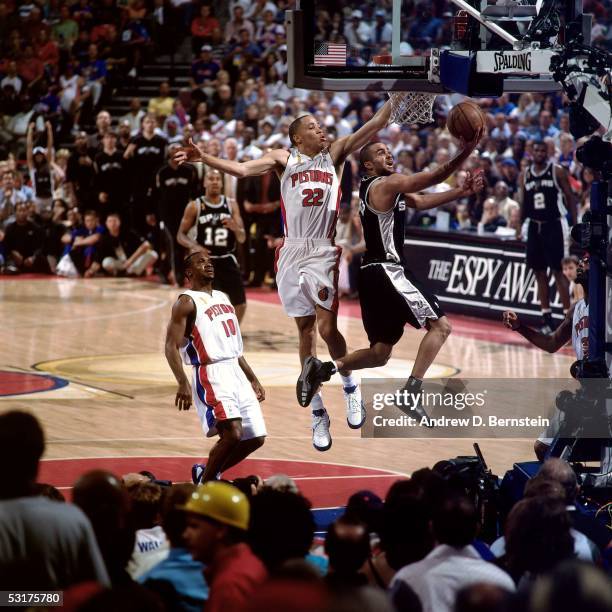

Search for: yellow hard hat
xmin=181 ymin=481 xmax=249 ymax=530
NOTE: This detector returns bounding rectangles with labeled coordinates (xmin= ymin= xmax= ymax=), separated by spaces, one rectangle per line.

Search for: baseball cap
xmin=352 ymin=9 xmax=363 ymax=18
xmin=201 ymin=44 xmax=213 ymax=52
xmin=179 ymin=481 xmax=249 ymax=530
xmin=32 ymin=146 xmax=46 ymax=155
xmin=375 ymin=9 xmax=386 ymax=17
xmin=261 ymin=116 xmax=275 ymax=127
xmin=278 ymin=44 xmax=287 ymax=52
xmin=501 ymin=158 xmax=518 ymax=167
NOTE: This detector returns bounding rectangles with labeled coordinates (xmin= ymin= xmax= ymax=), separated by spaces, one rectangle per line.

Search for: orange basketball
xmin=446 ymin=101 xmax=485 ymax=141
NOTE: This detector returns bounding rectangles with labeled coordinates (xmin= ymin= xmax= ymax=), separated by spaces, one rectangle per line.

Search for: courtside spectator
xmin=92 ymin=212 xmax=158 ymax=277
xmin=504 ymin=496 xmax=575 ymax=586
xmin=325 ymin=516 xmax=370 ymax=590
xmin=73 ymin=470 xmax=135 ymax=587
xmin=0 ymin=411 xmax=109 ymax=589
xmin=183 ymin=481 xmax=267 ymax=612
xmin=139 ymin=484 xmax=209 ymax=611
xmin=390 ymin=493 xmax=515 ymax=612
xmin=126 ymin=482 xmax=169 ymax=580
xmin=2 ymin=200 xmax=45 ymax=273
xmin=248 ymin=487 xmax=315 ymax=572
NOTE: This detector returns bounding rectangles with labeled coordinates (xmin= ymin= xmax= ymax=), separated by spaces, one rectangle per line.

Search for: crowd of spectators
xmin=1 ymin=409 xmax=611 ymax=611
xmin=0 ymin=0 xmax=611 ymax=295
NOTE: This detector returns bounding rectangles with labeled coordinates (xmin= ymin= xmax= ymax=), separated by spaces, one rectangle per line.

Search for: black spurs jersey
xmin=195 ymin=195 xmax=236 ymax=257
xmin=523 ymin=162 xmax=566 ymax=222
xmin=359 ymin=175 xmax=407 ymax=266
xmin=30 ymin=166 xmax=53 ymax=199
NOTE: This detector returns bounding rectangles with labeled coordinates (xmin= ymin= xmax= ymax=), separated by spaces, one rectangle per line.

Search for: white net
xmin=371 ymin=56 xmax=437 ymax=125
xmin=389 ymin=91 xmax=437 ymax=126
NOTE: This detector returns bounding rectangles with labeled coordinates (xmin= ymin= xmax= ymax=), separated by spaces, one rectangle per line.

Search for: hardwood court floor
xmin=0 ymin=277 xmax=575 ymax=480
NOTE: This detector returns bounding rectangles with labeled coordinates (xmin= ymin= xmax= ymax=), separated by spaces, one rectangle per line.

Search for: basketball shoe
xmin=343 ymin=384 xmax=366 ymax=429
xmin=297 ymin=355 xmax=335 ymax=407
xmin=312 ymin=408 xmax=332 ymax=451
xmin=191 ymin=463 xmax=222 ymax=484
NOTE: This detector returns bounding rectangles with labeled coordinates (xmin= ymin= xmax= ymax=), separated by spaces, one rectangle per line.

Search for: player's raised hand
xmin=252 ymin=379 xmax=265 ymax=402
xmin=175 ymin=380 xmax=192 ymax=411
xmin=502 ymin=311 xmax=520 ymax=330
xmin=174 ymin=139 xmax=204 ymax=165
xmin=460 ymin=125 xmax=486 ymax=152
xmin=462 ymin=170 xmax=485 ymax=196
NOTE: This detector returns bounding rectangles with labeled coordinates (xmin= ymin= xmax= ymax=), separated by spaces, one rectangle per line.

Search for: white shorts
xmin=275 ymin=238 xmax=341 ymax=317
xmin=191 ymin=358 xmax=267 ymax=440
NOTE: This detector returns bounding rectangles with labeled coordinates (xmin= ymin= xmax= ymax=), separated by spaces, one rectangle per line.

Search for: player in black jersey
xmin=297 ymin=137 xmax=484 ymax=413
xmin=177 ymin=169 xmax=248 ymax=322
xmin=520 ymin=141 xmax=576 ymax=333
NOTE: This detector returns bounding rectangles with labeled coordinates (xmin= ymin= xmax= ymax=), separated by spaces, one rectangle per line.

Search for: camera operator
xmin=502 ymin=256 xmax=590 ymax=461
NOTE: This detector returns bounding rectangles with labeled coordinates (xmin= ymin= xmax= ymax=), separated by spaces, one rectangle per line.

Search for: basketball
xmin=446 ymin=102 xmax=485 ymax=141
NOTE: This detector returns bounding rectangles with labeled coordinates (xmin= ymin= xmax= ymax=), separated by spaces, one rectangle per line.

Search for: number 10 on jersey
xmin=221 ymin=319 xmax=237 ymax=337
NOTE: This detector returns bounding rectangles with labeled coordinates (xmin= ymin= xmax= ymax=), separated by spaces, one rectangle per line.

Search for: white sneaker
xmin=344 ymin=385 xmax=366 ymax=429
xmin=312 ymin=409 xmax=332 ymax=451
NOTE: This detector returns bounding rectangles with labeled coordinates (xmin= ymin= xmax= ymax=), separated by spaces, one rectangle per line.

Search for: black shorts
xmin=211 ymin=255 xmax=246 ymax=306
xmin=526 ymin=218 xmax=567 ymax=271
xmin=359 ymin=262 xmax=444 ymax=346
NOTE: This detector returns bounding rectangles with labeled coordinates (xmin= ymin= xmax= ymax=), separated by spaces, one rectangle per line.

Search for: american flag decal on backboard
xmin=314 ymin=42 xmax=347 ymax=66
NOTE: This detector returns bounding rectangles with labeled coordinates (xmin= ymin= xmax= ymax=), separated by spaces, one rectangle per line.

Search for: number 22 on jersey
xmin=302 ymin=188 xmax=324 ymax=207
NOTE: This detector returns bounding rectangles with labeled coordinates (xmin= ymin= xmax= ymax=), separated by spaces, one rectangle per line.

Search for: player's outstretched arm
xmin=174 ymin=139 xmax=289 ymax=178
xmin=330 ymin=99 xmax=392 ymax=165
xmin=165 ymin=296 xmax=194 ymax=411
xmin=502 ymin=309 xmax=573 ymax=353
xmin=238 ymin=356 xmax=265 ymax=401
xmin=405 ymin=171 xmax=485 ymax=211
xmin=375 ymin=128 xmax=484 ymax=205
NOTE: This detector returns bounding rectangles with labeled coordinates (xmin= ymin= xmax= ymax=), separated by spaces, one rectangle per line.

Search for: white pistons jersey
xmin=179 ymin=289 xmax=242 ymax=365
xmin=280 ymin=148 xmax=341 ymax=239
xmin=572 ymin=298 xmax=589 ymax=360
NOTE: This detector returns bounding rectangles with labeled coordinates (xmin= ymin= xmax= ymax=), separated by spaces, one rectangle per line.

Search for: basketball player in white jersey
xmin=164 ymin=250 xmax=266 ymax=483
xmin=174 ymin=100 xmax=393 ymax=451
xmin=503 ymin=256 xmax=591 ymax=460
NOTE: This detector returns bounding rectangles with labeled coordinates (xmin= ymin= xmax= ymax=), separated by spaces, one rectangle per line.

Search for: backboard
xmin=286 ymin=0 xmax=590 ymax=95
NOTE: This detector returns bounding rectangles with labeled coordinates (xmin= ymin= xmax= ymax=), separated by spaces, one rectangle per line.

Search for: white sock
xmin=311 ymin=392 xmax=325 ymax=414
xmin=340 ymin=373 xmax=357 ymax=390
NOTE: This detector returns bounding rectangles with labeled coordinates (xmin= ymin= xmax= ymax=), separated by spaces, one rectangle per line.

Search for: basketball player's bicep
xmin=167 ymin=298 xmax=193 ymax=346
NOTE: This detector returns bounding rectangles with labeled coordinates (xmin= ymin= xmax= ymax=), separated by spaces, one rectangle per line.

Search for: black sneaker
xmin=296 ymin=356 xmax=335 ymax=407
xmin=396 ymin=381 xmax=434 ymax=427
xmin=541 ymin=313 xmax=554 ymax=334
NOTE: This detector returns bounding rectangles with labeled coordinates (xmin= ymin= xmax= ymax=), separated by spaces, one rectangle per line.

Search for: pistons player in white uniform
xmin=165 ymin=250 xmax=266 ymax=483
xmin=175 ymin=100 xmax=393 ymax=451
xmin=503 ymin=256 xmax=594 ymax=459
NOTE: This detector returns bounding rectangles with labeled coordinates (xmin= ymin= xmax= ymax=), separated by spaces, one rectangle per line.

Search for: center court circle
xmin=35 ymin=352 xmax=459 ymax=387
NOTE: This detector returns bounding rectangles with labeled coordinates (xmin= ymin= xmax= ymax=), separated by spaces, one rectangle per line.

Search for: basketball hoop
xmin=373 ymin=55 xmax=437 ymax=125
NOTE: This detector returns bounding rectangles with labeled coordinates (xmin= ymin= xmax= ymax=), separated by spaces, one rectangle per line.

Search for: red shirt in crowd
xmin=37 ymin=41 xmax=60 ymax=66
xmin=203 ymin=542 xmax=267 ymax=612
xmin=191 ymin=16 xmax=220 ymax=39
xmin=17 ymin=56 xmax=44 ymax=83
